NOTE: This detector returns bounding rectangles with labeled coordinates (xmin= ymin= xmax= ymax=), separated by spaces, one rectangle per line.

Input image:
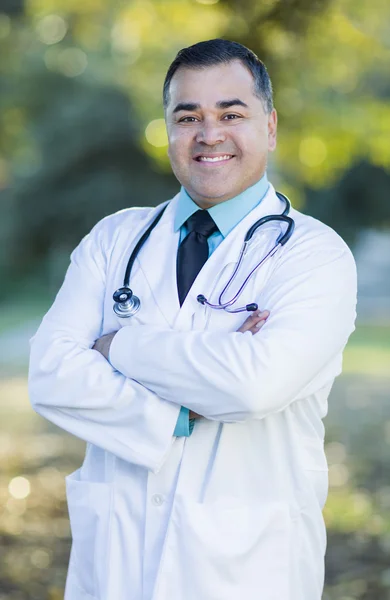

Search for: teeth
xmin=198 ymin=155 xmax=232 ymax=162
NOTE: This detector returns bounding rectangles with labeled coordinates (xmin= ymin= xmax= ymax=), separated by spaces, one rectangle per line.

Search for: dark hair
xmin=163 ymin=38 xmax=273 ymax=113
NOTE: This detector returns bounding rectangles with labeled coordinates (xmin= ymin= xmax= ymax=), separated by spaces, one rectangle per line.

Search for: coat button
xmin=151 ymin=494 xmax=164 ymax=506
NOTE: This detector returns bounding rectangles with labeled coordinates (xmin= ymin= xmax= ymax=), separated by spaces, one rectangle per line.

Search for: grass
xmin=343 ymin=324 xmax=390 ymax=378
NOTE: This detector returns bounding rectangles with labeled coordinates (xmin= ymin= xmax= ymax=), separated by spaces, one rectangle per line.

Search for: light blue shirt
xmin=173 ymin=174 xmax=270 ymax=436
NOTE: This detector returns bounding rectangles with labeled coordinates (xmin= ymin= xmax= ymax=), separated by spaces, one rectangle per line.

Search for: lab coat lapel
xmin=135 ymin=195 xmax=181 ymax=328
xmin=173 ymin=184 xmax=284 ymax=328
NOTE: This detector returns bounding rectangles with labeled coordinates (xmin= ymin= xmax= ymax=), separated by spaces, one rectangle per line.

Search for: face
xmin=165 ymin=60 xmax=277 ymax=209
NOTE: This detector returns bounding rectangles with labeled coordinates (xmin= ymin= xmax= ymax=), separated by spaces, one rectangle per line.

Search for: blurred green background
xmin=0 ymin=0 xmax=389 ymax=598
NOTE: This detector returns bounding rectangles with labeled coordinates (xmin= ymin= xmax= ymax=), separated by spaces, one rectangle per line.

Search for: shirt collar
xmin=174 ymin=173 xmax=269 ymax=238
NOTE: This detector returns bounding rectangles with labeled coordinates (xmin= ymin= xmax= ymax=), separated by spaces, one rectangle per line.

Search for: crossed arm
xmin=28 ymin=223 xmax=269 ymax=473
xmin=92 ymin=310 xmax=269 ymax=419
xmin=29 ymin=219 xmax=356 ymax=471
xmin=92 ymin=243 xmax=357 ymax=423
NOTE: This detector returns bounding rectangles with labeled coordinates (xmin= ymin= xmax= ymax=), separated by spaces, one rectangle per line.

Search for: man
xmin=29 ymin=39 xmax=357 ymax=600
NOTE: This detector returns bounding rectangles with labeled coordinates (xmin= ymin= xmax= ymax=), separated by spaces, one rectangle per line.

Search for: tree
xmin=0 ymin=0 xmax=389 ymax=293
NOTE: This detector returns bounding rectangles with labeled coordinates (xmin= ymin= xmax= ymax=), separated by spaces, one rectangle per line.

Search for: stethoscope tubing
xmin=197 ymin=193 xmax=294 ymax=312
xmin=123 ymin=202 xmax=169 ymax=288
xmin=113 ymin=191 xmax=294 ymax=317
xmin=203 ymin=243 xmax=281 ymax=312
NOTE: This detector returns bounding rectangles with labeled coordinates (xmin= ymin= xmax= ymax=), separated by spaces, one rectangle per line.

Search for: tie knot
xmin=185 ymin=210 xmax=218 ymax=238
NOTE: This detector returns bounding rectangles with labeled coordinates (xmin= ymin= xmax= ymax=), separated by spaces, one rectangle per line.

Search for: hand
xmin=92 ymin=332 xmax=117 ymax=360
xmin=189 ymin=310 xmax=270 ymax=420
xmin=189 ymin=410 xmax=201 ymax=419
xmin=236 ymin=309 xmax=269 ymax=335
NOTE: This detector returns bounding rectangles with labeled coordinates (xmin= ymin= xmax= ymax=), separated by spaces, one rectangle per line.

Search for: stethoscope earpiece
xmin=246 ymin=303 xmax=258 ymax=312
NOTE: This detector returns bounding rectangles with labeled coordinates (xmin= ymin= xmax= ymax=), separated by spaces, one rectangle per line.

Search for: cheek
xmin=249 ymin=131 xmax=269 ymax=158
xmin=232 ymin=125 xmax=267 ymax=155
xmin=168 ymin=133 xmax=190 ymax=163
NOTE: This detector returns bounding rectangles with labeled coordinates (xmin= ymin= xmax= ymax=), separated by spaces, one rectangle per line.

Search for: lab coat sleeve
xmin=109 ymin=236 xmax=357 ymax=421
xmin=28 ymin=218 xmax=181 ymax=473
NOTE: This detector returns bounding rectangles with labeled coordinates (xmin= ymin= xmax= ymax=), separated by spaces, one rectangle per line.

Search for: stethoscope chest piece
xmin=113 ymin=286 xmax=141 ymax=318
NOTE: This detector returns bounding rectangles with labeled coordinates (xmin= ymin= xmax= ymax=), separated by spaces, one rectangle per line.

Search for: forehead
xmin=167 ymin=60 xmax=258 ymax=108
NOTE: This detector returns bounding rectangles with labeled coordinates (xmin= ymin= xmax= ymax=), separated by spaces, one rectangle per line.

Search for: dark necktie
xmin=177 ymin=209 xmax=219 ymax=306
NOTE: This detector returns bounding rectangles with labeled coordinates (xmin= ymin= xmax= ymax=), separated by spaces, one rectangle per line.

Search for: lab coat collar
xmin=174 ymin=174 xmax=269 ymax=238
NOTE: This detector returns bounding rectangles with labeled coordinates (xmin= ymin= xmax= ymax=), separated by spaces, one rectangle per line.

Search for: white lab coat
xmin=28 ymin=184 xmax=357 ymax=600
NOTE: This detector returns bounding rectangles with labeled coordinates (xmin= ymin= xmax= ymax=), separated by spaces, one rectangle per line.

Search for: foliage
xmin=0 ymin=0 xmax=389 ymax=292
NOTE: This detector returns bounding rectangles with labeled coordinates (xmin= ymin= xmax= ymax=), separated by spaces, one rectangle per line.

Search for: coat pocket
xmin=65 ymin=468 xmax=113 ymax=598
xmin=155 ymin=496 xmax=296 ymax=600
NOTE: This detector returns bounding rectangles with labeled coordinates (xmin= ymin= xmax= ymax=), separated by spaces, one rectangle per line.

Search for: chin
xmin=193 ymin=186 xmax=231 ymax=201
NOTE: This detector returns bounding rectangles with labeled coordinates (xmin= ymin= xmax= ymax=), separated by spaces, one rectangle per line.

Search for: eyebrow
xmin=172 ymin=98 xmax=249 ymax=114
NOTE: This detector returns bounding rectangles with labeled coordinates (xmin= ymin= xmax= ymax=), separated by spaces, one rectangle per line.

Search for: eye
xmin=223 ymin=113 xmax=241 ymax=120
xmin=178 ymin=116 xmax=199 ymax=123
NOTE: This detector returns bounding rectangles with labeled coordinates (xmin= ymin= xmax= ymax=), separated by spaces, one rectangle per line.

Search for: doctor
xmin=29 ymin=39 xmax=357 ymax=600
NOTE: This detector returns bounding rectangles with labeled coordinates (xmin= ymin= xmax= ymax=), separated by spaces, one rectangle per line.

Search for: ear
xmin=268 ymin=109 xmax=277 ymax=152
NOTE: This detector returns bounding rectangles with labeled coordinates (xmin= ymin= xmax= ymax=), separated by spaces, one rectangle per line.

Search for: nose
xmin=195 ymin=120 xmax=227 ymax=145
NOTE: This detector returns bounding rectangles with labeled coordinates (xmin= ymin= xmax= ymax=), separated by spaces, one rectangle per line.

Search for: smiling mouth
xmin=194 ymin=154 xmax=234 ymax=164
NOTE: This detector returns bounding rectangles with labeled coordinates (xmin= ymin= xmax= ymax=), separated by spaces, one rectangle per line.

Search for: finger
xmin=247 ymin=311 xmax=269 ymax=327
xmin=255 ymin=318 xmax=267 ymax=329
xmin=252 ymin=318 xmax=267 ymax=333
xmin=237 ymin=311 xmax=269 ymax=333
xmin=237 ymin=317 xmax=259 ymax=333
xmin=257 ymin=310 xmax=270 ymax=319
xmin=247 ymin=310 xmax=269 ymax=324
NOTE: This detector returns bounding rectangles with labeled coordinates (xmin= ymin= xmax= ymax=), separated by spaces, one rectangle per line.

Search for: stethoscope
xmin=113 ymin=191 xmax=295 ymax=318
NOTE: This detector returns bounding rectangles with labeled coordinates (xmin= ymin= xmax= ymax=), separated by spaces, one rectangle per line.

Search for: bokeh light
xmin=299 ymin=136 xmax=328 ymax=167
xmin=111 ymin=21 xmax=140 ymax=54
xmin=30 ymin=548 xmax=52 ymax=569
xmin=329 ymin=464 xmax=350 ymax=488
xmin=326 ymin=442 xmax=347 ymax=465
xmin=57 ymin=48 xmax=88 ymax=77
xmin=36 ymin=15 xmax=68 ymax=45
xmin=8 ymin=477 xmax=31 ymax=500
xmin=145 ymin=119 xmax=168 ymax=147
